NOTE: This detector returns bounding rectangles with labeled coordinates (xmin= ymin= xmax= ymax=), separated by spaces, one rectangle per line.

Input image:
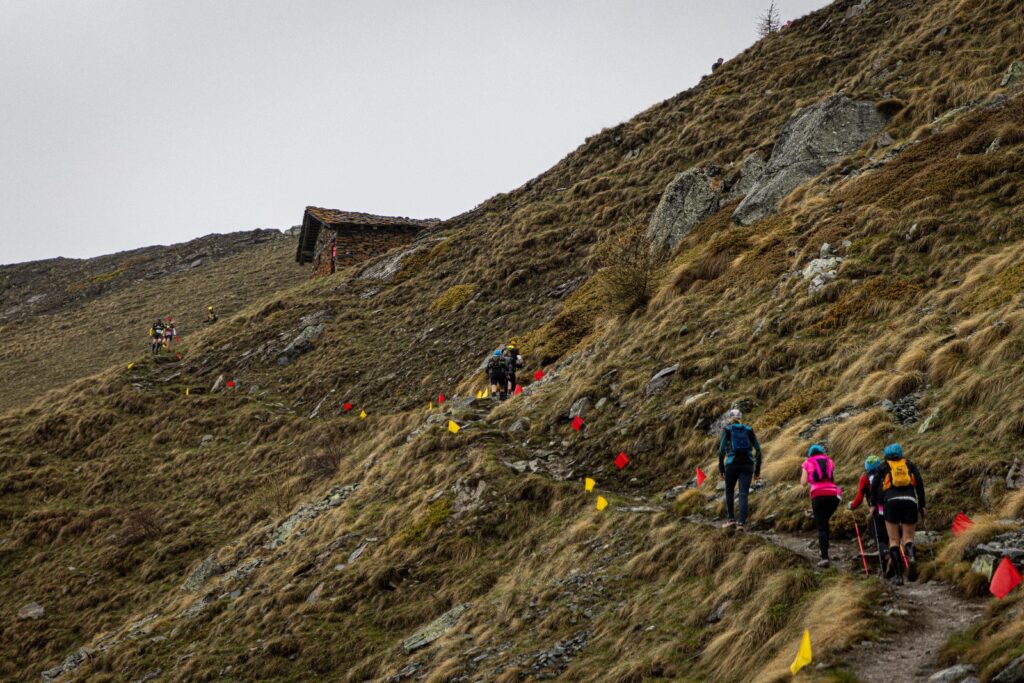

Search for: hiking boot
xmin=904 ymin=542 xmax=918 ymax=582
xmin=722 ymin=520 xmax=737 ymax=529
xmin=883 ymin=548 xmax=896 ymax=579
xmin=889 ymin=547 xmax=904 ymax=583
xmin=817 ymin=558 xmax=830 ymax=569
xmin=735 ymin=523 xmax=746 ymax=532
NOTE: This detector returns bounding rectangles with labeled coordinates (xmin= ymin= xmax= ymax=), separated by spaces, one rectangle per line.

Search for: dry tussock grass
xmin=5 ymin=0 xmax=1024 ymax=678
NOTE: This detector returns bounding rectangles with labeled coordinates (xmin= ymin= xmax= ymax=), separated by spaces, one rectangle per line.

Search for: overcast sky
xmin=0 ymin=0 xmax=830 ymax=265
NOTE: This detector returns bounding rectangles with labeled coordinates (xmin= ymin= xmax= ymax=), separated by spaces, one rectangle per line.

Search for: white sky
xmin=0 ymin=0 xmax=830 ymax=265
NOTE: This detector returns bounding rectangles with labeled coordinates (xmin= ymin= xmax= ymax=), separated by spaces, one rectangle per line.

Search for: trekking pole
xmin=849 ymin=510 xmax=869 ymax=576
xmin=870 ymin=511 xmax=885 ymax=574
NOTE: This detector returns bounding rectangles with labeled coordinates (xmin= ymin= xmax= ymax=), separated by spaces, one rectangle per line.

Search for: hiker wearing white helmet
xmin=717 ymin=409 xmax=762 ymax=530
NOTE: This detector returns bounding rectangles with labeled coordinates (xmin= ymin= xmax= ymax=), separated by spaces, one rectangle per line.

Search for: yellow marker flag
xmin=359 ymin=410 xmax=367 ymax=419
xmin=428 ymin=402 xmax=433 ymax=411
xmin=584 ymin=478 xmax=595 ymax=492
xmin=127 ymin=362 xmax=135 ymax=370
xmin=789 ymin=629 xmax=812 ymax=675
xmin=185 ymin=387 xmax=190 ymax=396
xmin=596 ymin=496 xmax=608 ymax=511
xmin=448 ymin=420 xmax=460 ymax=434
xmin=483 ymin=388 xmax=489 ymax=398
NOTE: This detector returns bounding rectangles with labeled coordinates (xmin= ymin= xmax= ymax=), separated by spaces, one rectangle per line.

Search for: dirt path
xmin=689 ymin=517 xmax=984 ymax=682
xmin=467 ymin=401 xmax=985 ymax=682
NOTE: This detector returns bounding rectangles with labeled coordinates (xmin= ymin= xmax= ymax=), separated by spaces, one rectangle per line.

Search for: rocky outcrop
xmin=647 ymin=168 xmax=721 ymax=254
xmin=277 ymin=323 xmax=325 ymax=366
xmin=733 ymin=94 xmax=886 ymax=225
xmin=358 ymin=239 xmax=444 ymax=282
xmin=182 ymin=555 xmax=223 ymax=592
xmin=17 ymin=602 xmax=45 ymax=620
xmin=994 ymin=654 xmax=1024 ymax=683
xmin=726 ymin=152 xmax=767 ymax=201
xmin=1001 ymin=61 xmax=1024 ymax=90
xmin=645 ymin=366 xmax=678 ymax=396
xmin=401 ymin=603 xmax=469 ymax=653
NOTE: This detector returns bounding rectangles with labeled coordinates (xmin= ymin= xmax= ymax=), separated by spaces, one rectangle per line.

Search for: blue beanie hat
xmin=807 ymin=444 xmax=825 ymax=457
xmin=884 ymin=443 xmax=903 ymax=460
xmin=864 ymin=454 xmax=882 ymax=472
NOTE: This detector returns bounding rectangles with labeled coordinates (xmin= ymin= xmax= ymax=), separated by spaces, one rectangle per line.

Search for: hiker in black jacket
xmin=717 ymin=409 xmax=762 ymax=530
xmin=870 ymin=443 xmax=926 ymax=584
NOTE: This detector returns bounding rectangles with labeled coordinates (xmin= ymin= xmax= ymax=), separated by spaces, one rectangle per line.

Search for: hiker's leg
xmin=884 ymin=521 xmax=901 ymax=548
xmin=812 ymin=497 xmax=836 ymax=559
xmin=901 ymin=522 xmax=917 ymax=547
xmin=736 ymin=467 xmax=753 ymax=525
xmin=723 ymin=465 xmax=738 ymax=521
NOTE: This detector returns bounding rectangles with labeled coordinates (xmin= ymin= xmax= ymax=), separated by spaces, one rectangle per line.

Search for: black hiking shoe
xmin=905 ymin=542 xmax=918 ymax=582
xmin=889 ymin=547 xmax=904 ymax=584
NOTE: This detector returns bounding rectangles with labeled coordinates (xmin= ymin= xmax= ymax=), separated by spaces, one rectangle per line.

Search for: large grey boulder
xmin=726 ymin=152 xmax=767 ymax=201
xmin=733 ymin=94 xmax=886 ymax=225
xmin=277 ymin=323 xmax=325 ymax=366
xmin=647 ymin=168 xmax=721 ymax=254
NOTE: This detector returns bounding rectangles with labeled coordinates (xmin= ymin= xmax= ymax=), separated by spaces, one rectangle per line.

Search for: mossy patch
xmin=430 ymin=284 xmax=476 ymax=314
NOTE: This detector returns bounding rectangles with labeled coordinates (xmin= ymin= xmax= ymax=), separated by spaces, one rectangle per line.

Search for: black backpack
xmin=487 ymin=356 xmax=506 ymax=374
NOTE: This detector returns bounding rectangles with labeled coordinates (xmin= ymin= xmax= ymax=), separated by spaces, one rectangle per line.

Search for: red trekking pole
xmin=849 ymin=510 xmax=870 ymax=576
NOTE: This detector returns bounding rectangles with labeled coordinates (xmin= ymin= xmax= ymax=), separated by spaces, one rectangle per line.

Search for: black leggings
xmin=724 ymin=464 xmax=753 ymax=525
xmin=811 ymin=496 xmax=840 ymax=560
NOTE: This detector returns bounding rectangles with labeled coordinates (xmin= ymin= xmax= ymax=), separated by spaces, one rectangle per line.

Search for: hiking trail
xmin=440 ymin=396 xmax=986 ymax=682
xmin=690 ymin=519 xmax=985 ymax=682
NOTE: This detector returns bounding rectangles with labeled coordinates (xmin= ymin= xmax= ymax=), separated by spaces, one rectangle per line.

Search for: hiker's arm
xmin=912 ymin=463 xmax=926 ymax=510
xmin=718 ymin=431 xmax=727 ymax=473
xmin=750 ymin=429 xmax=762 ymax=477
xmin=799 ymin=466 xmax=808 ymax=486
xmin=849 ymin=475 xmax=867 ymax=509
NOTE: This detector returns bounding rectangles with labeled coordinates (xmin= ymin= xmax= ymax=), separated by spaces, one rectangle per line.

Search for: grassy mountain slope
xmin=3 ymin=0 xmax=1024 ymax=680
xmin=0 ymin=231 xmax=305 ymax=412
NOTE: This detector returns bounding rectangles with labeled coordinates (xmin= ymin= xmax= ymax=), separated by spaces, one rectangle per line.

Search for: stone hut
xmin=295 ymin=207 xmax=438 ymax=276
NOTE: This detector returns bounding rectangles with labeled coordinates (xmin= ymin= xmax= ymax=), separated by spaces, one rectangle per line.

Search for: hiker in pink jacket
xmin=800 ymin=444 xmax=842 ymax=568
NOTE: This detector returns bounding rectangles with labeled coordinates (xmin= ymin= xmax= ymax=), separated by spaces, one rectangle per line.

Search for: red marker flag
xmin=438 ymin=393 xmax=446 ymax=405
xmin=571 ymin=416 xmax=584 ymax=431
xmin=951 ymin=512 xmax=974 ymax=536
xmin=175 ymin=353 xmax=182 ymax=361
xmin=534 ymin=369 xmax=545 ymax=381
xmin=614 ymin=452 xmax=629 ymax=469
xmin=990 ymin=556 xmax=1022 ymax=599
xmin=696 ymin=467 xmax=707 ymax=487
xmin=513 ymin=384 xmax=523 ymax=396
xmin=226 ymin=380 xmax=235 ymax=389
xmin=343 ymin=402 xmax=352 ymax=412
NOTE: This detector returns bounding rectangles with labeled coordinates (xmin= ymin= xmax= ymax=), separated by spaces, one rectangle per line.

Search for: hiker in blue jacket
xmin=718 ymin=409 xmax=762 ymax=530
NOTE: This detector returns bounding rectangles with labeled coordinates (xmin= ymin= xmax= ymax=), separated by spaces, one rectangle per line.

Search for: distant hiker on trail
xmin=206 ymin=306 xmax=218 ymax=324
xmin=718 ymin=409 xmax=762 ymax=531
xmin=485 ymin=350 xmax=508 ymax=400
xmin=163 ymin=321 xmax=175 ymax=350
xmin=849 ymin=454 xmax=889 ymax=564
xmin=711 ymin=57 xmax=724 ymax=72
xmin=503 ymin=340 xmax=524 ymax=396
xmin=149 ymin=319 xmax=165 ymax=354
xmin=871 ymin=443 xmax=926 ymax=584
xmin=800 ymin=444 xmax=842 ymax=568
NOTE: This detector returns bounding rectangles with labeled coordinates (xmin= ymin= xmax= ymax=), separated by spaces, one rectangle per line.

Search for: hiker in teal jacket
xmin=718 ymin=409 xmax=762 ymax=530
